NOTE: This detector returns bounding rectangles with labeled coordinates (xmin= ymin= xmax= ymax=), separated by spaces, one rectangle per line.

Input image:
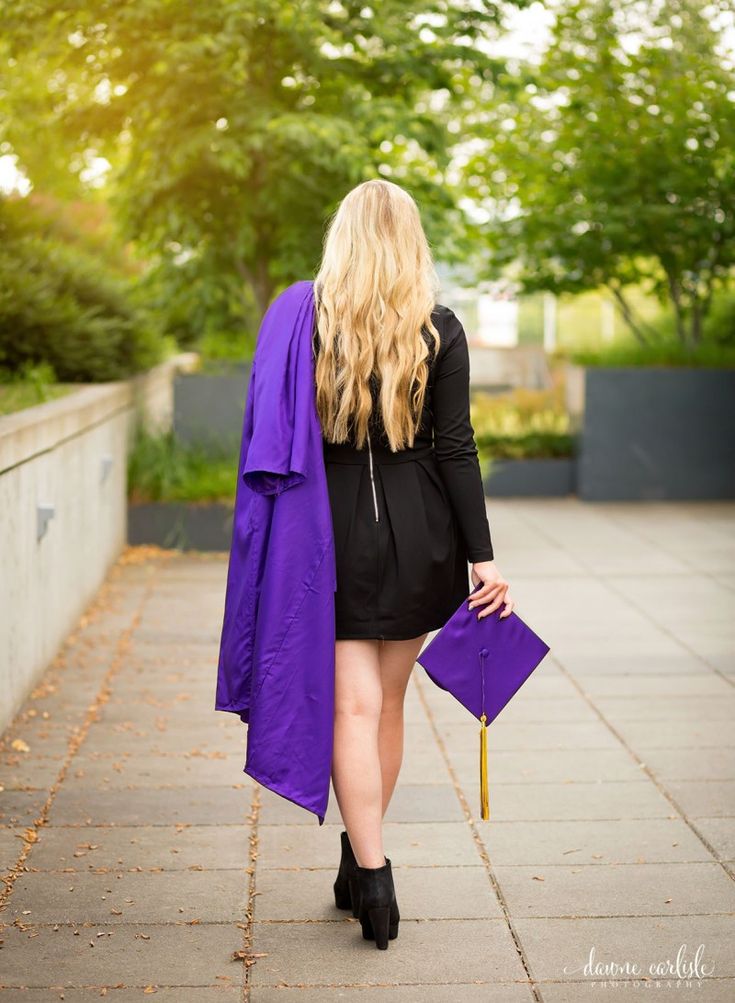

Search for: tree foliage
xmin=463 ymin=0 xmax=735 ymax=347
xmin=1 ymin=0 xmax=525 ymax=330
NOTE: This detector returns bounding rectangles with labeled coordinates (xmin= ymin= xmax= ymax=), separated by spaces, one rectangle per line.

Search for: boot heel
xmin=364 ymin=905 xmax=391 ymax=949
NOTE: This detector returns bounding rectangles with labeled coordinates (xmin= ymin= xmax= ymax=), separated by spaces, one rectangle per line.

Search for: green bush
xmin=0 ymin=200 xmax=164 ymax=382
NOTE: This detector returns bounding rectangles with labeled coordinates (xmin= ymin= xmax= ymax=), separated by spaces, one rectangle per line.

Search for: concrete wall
xmin=0 ymin=356 xmax=192 ymax=731
xmin=575 ymin=366 xmax=735 ymax=500
xmin=173 ymin=364 xmax=251 ymax=449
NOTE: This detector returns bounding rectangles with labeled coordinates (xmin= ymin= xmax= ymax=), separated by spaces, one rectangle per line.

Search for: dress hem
xmin=335 ymin=621 xmax=451 ymax=641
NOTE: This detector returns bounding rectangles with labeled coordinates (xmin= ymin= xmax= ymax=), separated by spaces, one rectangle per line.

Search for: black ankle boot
xmin=355 ymin=856 xmax=400 ymax=950
xmin=333 ymin=830 xmax=360 ymax=917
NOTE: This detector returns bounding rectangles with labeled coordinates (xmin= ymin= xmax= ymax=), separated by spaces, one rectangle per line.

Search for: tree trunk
xmin=606 ymin=281 xmax=656 ymax=345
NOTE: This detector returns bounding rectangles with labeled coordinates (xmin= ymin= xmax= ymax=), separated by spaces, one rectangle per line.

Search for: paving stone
xmin=481 ymin=818 xmax=712 ymax=866
xmin=250 ymin=984 xmax=535 ymax=1001
xmin=692 ymin=817 xmax=735 ymax=861
xmin=449 ymin=747 xmax=643 ymax=785
xmin=0 ymin=754 xmax=61 ymax=790
xmin=47 ymin=786 xmax=253 ymax=827
xmin=577 ymin=673 xmax=735 ymax=698
xmin=73 ymin=726 xmax=245 ymax=758
xmin=8 ymin=868 xmax=247 ymax=924
xmin=457 ymin=781 xmax=673 ymax=822
xmin=493 ymin=861 xmax=735 ymax=917
xmin=557 ymin=652 xmax=710 ymax=676
xmin=663 ymin=781 xmax=735 ymax=818
xmin=437 ymin=720 xmax=621 ymax=752
xmin=258 ymin=821 xmax=480 ymax=870
xmin=249 ymin=918 xmax=528 ymax=987
xmin=61 ymin=752 xmax=248 ymax=789
xmin=0 ymin=790 xmax=48 ymax=826
xmin=641 ymin=747 xmax=735 ymax=782
xmin=611 ymin=719 xmax=735 ymax=750
xmin=0 ymin=923 xmax=242 ymax=988
xmin=0 ymin=826 xmax=25 ymax=874
xmin=29 ymin=823 xmax=250 ymax=872
xmin=594 ymin=696 xmax=735 ymax=723
xmin=0 ymin=720 xmax=79 ymax=759
xmin=513 ymin=914 xmax=735 ymax=982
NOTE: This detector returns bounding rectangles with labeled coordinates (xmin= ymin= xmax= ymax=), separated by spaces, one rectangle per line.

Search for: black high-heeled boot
xmin=355 ymin=856 xmax=400 ymax=950
xmin=333 ymin=830 xmax=360 ymax=917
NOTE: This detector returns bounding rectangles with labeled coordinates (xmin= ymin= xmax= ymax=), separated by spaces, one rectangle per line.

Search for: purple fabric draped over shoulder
xmin=215 ymin=279 xmax=337 ymax=825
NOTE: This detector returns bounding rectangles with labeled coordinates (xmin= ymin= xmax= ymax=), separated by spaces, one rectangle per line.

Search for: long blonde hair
xmin=313 ymin=179 xmax=441 ymax=451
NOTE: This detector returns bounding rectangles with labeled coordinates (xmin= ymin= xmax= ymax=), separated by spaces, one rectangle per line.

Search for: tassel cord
xmin=479 ymin=647 xmax=490 ymax=820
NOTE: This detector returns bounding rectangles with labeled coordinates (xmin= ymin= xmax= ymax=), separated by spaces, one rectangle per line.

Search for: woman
xmin=311 ymin=178 xmax=514 ymax=949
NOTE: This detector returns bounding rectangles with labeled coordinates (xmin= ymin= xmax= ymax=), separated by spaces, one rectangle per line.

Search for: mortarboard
xmin=416 ymin=581 xmax=550 ymax=820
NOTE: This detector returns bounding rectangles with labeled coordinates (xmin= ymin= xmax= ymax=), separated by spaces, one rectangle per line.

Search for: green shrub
xmin=0 ymin=200 xmax=164 ymax=382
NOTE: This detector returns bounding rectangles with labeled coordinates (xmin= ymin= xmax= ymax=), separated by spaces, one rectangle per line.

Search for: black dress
xmin=315 ymin=304 xmax=495 ymax=641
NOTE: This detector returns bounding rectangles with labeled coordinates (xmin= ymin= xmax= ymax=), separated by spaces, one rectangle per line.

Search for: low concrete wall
xmin=0 ymin=355 xmax=192 ymax=731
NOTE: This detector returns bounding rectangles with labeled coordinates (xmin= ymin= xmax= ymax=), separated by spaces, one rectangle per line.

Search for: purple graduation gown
xmin=215 ymin=279 xmax=337 ymax=825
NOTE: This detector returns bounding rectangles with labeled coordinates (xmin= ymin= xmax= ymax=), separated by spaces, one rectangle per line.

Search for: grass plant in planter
xmin=127 ymin=429 xmax=238 ymax=550
xmin=473 ymin=387 xmax=577 ymax=497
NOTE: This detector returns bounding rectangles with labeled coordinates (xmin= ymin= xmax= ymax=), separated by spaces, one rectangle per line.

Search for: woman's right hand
xmin=468 ymin=561 xmax=514 ymax=620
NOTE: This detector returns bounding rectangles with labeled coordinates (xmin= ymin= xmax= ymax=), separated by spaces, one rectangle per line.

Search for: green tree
xmin=1 ymin=0 xmax=527 ymax=330
xmin=463 ymin=0 xmax=735 ymax=348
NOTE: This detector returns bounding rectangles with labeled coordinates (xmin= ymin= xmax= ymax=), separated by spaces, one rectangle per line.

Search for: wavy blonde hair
xmin=313 ymin=179 xmax=441 ymax=451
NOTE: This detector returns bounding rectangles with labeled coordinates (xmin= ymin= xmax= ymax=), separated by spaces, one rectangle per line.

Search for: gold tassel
xmin=479 ymin=712 xmax=490 ymax=820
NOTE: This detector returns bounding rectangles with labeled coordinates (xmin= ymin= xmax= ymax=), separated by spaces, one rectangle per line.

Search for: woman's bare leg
xmin=331 ymin=638 xmax=386 ymax=868
xmin=377 ymin=634 xmax=428 ymax=814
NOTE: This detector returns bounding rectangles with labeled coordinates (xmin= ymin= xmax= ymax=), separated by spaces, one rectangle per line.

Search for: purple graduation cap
xmin=416 ymin=581 xmax=550 ymax=820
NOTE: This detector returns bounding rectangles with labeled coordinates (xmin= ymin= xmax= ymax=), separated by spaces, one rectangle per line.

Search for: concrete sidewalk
xmin=1 ymin=500 xmax=734 ymax=1001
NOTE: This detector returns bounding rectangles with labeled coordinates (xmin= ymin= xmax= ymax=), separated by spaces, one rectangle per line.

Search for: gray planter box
xmin=574 ymin=366 xmax=735 ymax=500
xmin=173 ymin=365 xmax=251 ymax=448
xmin=483 ymin=458 xmax=576 ymax=497
xmin=128 ymin=502 xmax=233 ymax=551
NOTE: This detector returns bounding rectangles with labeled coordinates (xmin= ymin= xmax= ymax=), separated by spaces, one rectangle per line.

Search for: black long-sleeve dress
xmin=315 ymin=304 xmax=494 ymax=640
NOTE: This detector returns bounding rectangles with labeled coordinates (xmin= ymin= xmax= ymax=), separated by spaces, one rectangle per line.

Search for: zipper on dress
xmin=366 ymin=428 xmax=380 ymax=522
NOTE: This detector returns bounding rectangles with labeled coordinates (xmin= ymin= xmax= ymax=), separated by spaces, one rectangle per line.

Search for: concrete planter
xmin=128 ymin=502 xmax=233 ymax=551
xmin=173 ymin=365 xmax=251 ymax=448
xmin=570 ymin=365 xmax=735 ymax=501
xmin=483 ymin=457 xmax=576 ymax=497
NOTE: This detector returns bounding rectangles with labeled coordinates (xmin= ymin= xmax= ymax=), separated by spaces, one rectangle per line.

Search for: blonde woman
xmin=313 ymin=179 xmax=513 ymax=949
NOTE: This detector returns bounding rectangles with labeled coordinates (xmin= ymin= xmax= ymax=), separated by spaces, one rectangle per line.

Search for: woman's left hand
xmin=468 ymin=560 xmax=514 ymax=620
